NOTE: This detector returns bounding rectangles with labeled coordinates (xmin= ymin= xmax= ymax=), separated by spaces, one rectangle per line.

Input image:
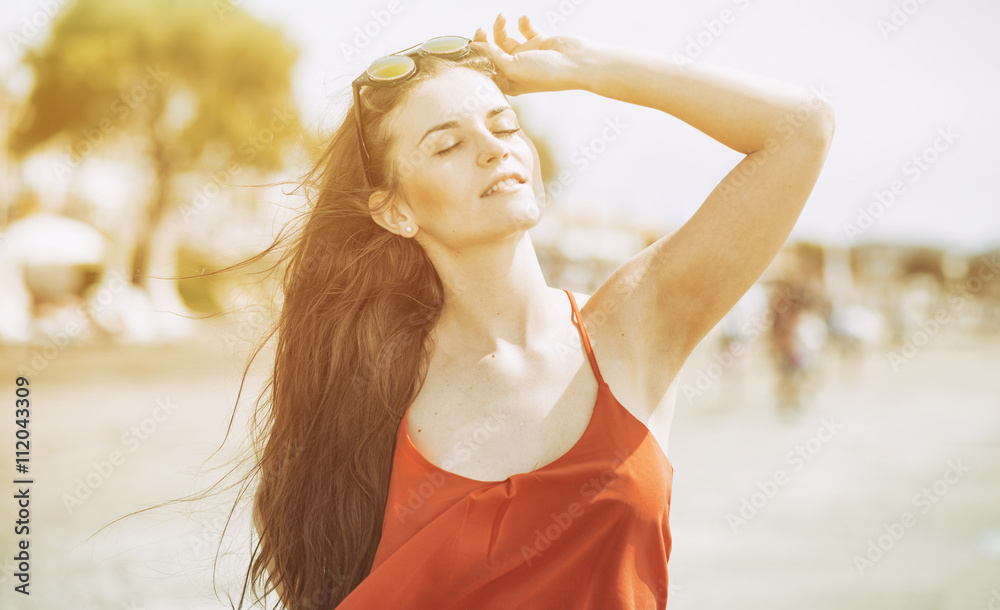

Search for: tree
xmin=10 ymin=0 xmax=302 ymax=295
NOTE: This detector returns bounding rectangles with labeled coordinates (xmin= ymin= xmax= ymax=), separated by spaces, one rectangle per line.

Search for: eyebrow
xmin=417 ymin=106 xmax=514 ymax=148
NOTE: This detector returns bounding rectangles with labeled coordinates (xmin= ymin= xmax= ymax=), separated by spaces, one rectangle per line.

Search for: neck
xmin=427 ymin=231 xmax=555 ymax=355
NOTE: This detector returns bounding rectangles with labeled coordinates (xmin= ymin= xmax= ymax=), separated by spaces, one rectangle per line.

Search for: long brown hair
xmin=226 ymin=43 xmax=502 ymax=607
xmin=87 ymin=38 xmax=501 ymax=610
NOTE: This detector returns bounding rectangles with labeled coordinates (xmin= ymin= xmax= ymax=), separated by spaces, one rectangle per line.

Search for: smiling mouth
xmin=482 ymin=177 xmax=525 ymax=197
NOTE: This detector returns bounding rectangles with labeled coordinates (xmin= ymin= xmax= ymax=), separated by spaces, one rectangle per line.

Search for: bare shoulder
xmin=571 ymin=278 xmax=683 ymax=425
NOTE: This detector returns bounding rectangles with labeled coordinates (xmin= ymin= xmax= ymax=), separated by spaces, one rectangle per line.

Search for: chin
xmin=509 ymin=198 xmax=544 ymax=229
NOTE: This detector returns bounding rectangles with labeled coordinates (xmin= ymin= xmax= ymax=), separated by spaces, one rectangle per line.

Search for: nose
xmin=476 ymin=129 xmax=511 ymax=166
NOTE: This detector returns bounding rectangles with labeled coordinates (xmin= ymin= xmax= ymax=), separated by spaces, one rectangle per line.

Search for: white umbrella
xmin=1 ymin=212 xmax=107 ymax=265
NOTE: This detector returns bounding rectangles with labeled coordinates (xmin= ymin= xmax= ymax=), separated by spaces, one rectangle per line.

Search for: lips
xmin=481 ymin=172 xmax=527 ymax=197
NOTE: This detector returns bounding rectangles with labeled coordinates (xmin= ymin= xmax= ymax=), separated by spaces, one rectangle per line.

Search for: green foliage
xmin=175 ymin=243 xmax=221 ymax=314
xmin=11 ymin=0 xmax=302 ymax=174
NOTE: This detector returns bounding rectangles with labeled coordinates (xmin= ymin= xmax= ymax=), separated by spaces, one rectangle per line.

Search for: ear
xmin=369 ymin=189 xmax=417 ymax=237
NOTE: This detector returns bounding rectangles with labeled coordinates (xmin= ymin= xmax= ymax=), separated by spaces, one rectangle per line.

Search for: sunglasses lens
xmin=367 ymin=55 xmax=416 ymax=82
xmin=421 ymin=36 xmax=470 ymax=57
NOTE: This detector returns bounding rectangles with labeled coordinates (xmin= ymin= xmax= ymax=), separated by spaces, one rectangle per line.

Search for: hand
xmin=471 ymin=13 xmax=592 ymax=96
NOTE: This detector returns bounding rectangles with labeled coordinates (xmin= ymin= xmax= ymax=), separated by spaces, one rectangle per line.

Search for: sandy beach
xmin=0 ymin=320 xmax=998 ymax=609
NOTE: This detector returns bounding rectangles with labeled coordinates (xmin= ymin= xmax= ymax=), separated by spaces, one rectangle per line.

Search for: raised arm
xmin=577 ymin=40 xmax=833 ymax=347
xmin=475 ymin=15 xmax=835 ymax=418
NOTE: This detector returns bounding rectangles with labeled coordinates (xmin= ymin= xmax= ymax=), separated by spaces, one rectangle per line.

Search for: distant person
xmin=231 ymin=14 xmax=834 ymax=608
xmin=768 ymin=279 xmax=828 ymax=416
xmin=828 ymin=302 xmax=882 ymax=364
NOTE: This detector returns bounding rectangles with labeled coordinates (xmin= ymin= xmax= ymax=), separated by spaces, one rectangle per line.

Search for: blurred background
xmin=0 ymin=0 xmax=998 ymax=608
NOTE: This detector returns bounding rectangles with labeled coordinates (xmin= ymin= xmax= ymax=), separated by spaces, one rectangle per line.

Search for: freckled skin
xmin=382 ymin=68 xmax=546 ymax=253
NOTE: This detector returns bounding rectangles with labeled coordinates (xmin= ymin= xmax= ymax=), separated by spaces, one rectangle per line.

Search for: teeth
xmin=485 ymin=177 xmax=521 ymax=195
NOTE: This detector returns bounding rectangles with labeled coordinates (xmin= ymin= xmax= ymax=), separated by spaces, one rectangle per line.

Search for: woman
xmin=247 ymin=13 xmax=834 ymax=609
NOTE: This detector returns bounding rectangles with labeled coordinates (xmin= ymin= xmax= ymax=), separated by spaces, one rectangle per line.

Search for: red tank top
xmin=338 ymin=289 xmax=674 ymax=609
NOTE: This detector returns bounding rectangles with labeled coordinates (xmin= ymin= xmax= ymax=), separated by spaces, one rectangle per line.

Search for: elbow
xmin=813 ymin=98 xmax=836 ymax=144
xmin=778 ymin=87 xmax=836 ymax=148
xmin=801 ymin=94 xmax=836 ymax=146
xmin=764 ymin=91 xmax=835 ymax=154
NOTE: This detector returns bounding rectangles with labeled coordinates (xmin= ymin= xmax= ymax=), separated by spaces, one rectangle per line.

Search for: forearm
xmin=567 ymin=39 xmax=833 ymax=154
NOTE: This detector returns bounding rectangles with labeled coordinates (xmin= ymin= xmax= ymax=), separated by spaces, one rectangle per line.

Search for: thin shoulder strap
xmin=563 ymin=289 xmax=606 ymax=385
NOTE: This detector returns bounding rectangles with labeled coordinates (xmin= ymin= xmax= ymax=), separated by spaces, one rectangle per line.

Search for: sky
xmin=2 ymin=0 xmax=999 ymax=254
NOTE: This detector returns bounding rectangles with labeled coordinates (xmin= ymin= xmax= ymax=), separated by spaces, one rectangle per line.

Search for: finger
xmin=470 ymin=36 xmax=513 ymax=72
xmin=517 ymin=15 xmax=543 ymax=40
xmin=492 ymin=13 xmax=522 ymax=54
xmin=468 ymin=39 xmax=516 ymax=94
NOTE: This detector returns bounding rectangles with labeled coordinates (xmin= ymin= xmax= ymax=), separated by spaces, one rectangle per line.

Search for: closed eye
xmin=437 ymin=128 xmax=521 ymax=156
xmin=437 ymin=144 xmax=459 ymax=156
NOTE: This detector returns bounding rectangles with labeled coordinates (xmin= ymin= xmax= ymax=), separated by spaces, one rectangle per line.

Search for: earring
xmin=405 ymin=226 xmax=413 ymax=233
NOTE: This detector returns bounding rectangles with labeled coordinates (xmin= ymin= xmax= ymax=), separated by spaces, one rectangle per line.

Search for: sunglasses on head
xmin=352 ymin=35 xmax=474 ymax=188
